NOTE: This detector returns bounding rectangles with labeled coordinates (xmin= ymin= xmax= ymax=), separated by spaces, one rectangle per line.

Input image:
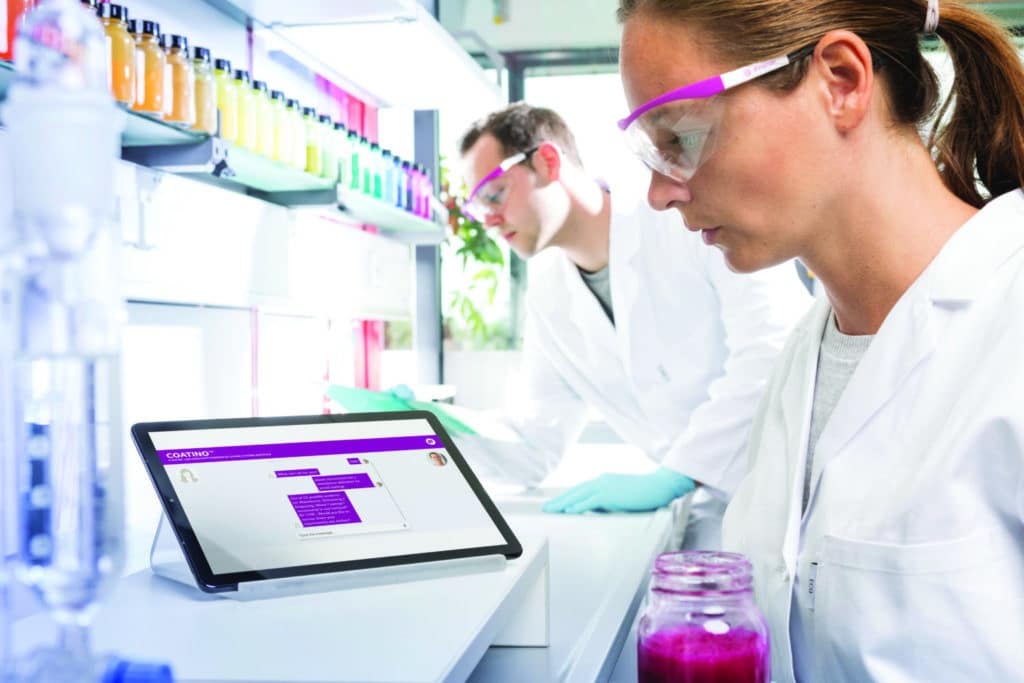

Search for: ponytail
xmin=930 ymin=4 xmax=1024 ymax=206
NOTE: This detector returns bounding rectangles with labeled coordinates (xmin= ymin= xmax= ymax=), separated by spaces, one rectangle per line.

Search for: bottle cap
xmin=334 ymin=122 xmax=347 ymax=131
xmin=168 ymin=35 xmax=189 ymax=53
xmin=141 ymin=20 xmax=160 ymax=36
xmin=233 ymin=69 xmax=251 ymax=82
xmin=270 ymin=90 xmax=285 ymax=101
xmin=193 ymin=47 xmax=211 ymax=63
xmin=214 ymin=58 xmax=232 ymax=72
xmin=318 ymin=114 xmax=332 ymax=125
xmin=252 ymin=80 xmax=268 ymax=93
xmin=97 ymin=4 xmax=128 ymax=21
xmin=104 ymin=659 xmax=174 ymax=683
xmin=286 ymin=98 xmax=300 ymax=109
xmin=126 ymin=19 xmax=137 ymax=34
xmin=302 ymin=106 xmax=317 ymax=117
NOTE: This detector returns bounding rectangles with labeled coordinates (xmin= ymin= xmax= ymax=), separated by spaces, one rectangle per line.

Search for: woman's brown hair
xmin=618 ymin=0 xmax=1024 ymax=207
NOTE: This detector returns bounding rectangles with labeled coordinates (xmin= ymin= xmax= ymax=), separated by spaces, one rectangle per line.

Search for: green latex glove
xmin=326 ymin=384 xmax=476 ymax=435
xmin=542 ymin=467 xmax=695 ymax=514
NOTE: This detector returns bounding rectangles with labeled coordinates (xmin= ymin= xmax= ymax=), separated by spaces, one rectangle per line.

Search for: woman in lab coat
xmin=617 ymin=0 xmax=1024 ymax=680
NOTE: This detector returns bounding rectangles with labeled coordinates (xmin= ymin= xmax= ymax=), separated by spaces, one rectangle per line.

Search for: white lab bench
xmin=10 ymin=492 xmax=687 ymax=682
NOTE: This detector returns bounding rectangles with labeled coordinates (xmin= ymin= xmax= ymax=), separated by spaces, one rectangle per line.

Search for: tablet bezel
xmin=131 ymin=410 xmax=523 ymax=593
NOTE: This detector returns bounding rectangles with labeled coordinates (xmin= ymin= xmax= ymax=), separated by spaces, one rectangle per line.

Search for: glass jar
xmin=131 ymin=20 xmax=163 ymax=117
xmin=97 ymin=3 xmax=134 ymax=106
xmin=233 ymin=69 xmax=256 ymax=150
xmin=637 ymin=551 xmax=770 ymax=683
xmin=286 ymin=98 xmax=305 ymax=171
xmin=213 ymin=58 xmax=237 ymax=142
xmin=270 ymin=90 xmax=287 ymax=163
xmin=191 ymin=46 xmax=216 ymax=134
xmin=302 ymin=106 xmax=320 ymax=175
xmin=318 ymin=114 xmax=337 ymax=182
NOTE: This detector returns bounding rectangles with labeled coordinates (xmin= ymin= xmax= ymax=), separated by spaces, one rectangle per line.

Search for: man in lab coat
xmin=446 ymin=103 xmax=810 ymax=548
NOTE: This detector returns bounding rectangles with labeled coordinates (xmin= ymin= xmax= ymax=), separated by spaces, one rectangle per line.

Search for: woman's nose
xmin=647 ymin=170 xmax=692 ymax=211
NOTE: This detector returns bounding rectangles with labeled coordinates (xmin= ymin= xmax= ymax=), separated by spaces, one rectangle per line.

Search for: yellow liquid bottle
xmin=302 ymin=107 xmax=321 ymax=176
xmin=192 ymin=47 xmax=217 ymax=134
xmin=213 ymin=59 xmax=237 ymax=142
xmin=234 ymin=70 xmax=257 ymax=151
xmin=252 ymin=80 xmax=274 ymax=158
xmin=288 ymin=99 xmax=306 ymax=171
xmin=270 ymin=90 xmax=289 ymax=163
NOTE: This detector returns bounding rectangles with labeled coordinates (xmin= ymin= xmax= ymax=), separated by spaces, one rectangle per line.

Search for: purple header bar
xmin=158 ymin=435 xmax=442 ymax=465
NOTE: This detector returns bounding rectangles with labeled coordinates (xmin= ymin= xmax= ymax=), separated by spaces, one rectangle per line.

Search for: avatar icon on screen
xmin=428 ymin=451 xmax=448 ymax=467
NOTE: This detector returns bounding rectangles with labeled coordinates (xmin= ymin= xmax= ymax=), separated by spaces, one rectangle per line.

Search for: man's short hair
xmin=460 ymin=102 xmax=583 ymax=166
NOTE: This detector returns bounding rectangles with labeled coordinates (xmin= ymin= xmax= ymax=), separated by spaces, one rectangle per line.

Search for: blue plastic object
xmin=542 ymin=467 xmax=696 ymax=514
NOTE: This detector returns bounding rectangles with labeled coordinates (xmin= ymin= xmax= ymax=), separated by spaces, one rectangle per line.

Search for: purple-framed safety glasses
xmin=617 ymin=47 xmax=814 ymax=180
xmin=618 ymin=51 xmax=808 ymax=130
xmin=463 ymin=145 xmax=540 ymax=223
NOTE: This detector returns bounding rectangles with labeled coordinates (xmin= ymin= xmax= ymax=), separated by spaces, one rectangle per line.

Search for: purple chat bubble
xmin=313 ymin=473 xmax=375 ymax=491
xmin=275 ymin=468 xmax=320 ymax=478
xmin=287 ymin=491 xmax=362 ymax=527
xmin=347 ymin=457 xmax=362 ymax=465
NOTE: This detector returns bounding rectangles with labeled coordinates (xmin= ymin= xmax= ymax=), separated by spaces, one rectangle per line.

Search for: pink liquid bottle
xmin=637 ymin=551 xmax=770 ymax=683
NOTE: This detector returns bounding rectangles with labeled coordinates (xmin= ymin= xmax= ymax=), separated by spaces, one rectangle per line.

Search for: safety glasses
xmin=463 ymin=145 xmax=540 ymax=223
xmin=618 ymin=47 xmax=813 ymax=182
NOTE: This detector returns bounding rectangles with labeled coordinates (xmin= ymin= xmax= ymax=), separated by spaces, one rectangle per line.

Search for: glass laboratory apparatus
xmin=637 ymin=551 xmax=769 ymax=683
xmin=0 ymin=1 xmax=172 ymax=681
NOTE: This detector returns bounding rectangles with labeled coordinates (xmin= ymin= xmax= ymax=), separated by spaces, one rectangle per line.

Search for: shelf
xmin=201 ymin=0 xmax=504 ymax=115
xmin=337 ymin=187 xmax=446 ymax=242
xmin=122 ymin=139 xmax=336 ymax=199
xmin=121 ymin=109 xmax=209 ymax=147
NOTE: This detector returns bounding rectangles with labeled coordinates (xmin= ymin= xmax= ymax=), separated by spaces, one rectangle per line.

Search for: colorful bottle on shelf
xmin=302 ymin=106 xmax=321 ymax=175
xmin=80 ymin=0 xmax=96 ymax=8
xmin=1 ymin=0 xmax=35 ymax=62
xmin=419 ymin=164 xmax=433 ymax=218
xmin=358 ymin=137 xmax=372 ymax=194
xmin=270 ymin=90 xmax=288 ymax=163
xmin=402 ymin=160 xmax=413 ymax=211
xmin=132 ymin=20 xmax=164 ymax=117
xmin=162 ymin=34 xmax=193 ymax=125
xmin=191 ymin=46 xmax=216 ymax=134
xmin=347 ymin=130 xmax=360 ymax=191
xmin=126 ymin=19 xmax=144 ymax=109
xmin=318 ymin=114 xmax=337 ymax=182
xmin=212 ymin=58 xmax=236 ymax=141
xmin=393 ymin=154 xmax=405 ymax=208
xmin=252 ymin=80 xmax=273 ymax=157
xmin=382 ymin=149 xmax=395 ymax=204
xmin=370 ymin=142 xmax=384 ymax=198
xmin=286 ymin=98 xmax=305 ymax=171
xmin=334 ymin=122 xmax=349 ymax=187
xmin=233 ymin=69 xmax=256 ymax=150
xmin=97 ymin=3 xmax=134 ymax=106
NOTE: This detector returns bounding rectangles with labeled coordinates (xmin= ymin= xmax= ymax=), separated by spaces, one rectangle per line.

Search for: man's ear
xmin=533 ymin=142 xmax=563 ymax=183
xmin=811 ymin=30 xmax=875 ymax=133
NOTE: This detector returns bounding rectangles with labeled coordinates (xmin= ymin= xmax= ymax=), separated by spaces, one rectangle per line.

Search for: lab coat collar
xmin=800 ymin=190 xmax=1024 ymax=517
xmin=927 ymin=189 xmax=1024 ymax=303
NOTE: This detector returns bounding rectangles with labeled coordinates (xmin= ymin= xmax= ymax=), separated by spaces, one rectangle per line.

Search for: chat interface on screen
xmin=150 ymin=419 xmax=507 ymax=574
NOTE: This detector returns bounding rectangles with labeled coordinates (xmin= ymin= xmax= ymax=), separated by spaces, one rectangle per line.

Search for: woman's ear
xmin=811 ymin=30 xmax=875 ymax=133
xmin=534 ymin=142 xmax=563 ymax=183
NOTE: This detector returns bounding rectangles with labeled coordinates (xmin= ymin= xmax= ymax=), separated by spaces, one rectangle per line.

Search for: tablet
xmin=131 ymin=411 xmax=522 ymax=593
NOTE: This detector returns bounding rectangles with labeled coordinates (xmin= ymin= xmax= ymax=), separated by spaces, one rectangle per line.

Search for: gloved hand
xmin=542 ymin=467 xmax=695 ymax=514
xmin=390 ymin=385 xmax=477 ymax=436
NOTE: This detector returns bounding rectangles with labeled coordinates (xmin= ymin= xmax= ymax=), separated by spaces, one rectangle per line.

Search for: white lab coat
xmin=455 ymin=191 xmax=811 ymax=516
xmin=722 ymin=189 xmax=1024 ymax=682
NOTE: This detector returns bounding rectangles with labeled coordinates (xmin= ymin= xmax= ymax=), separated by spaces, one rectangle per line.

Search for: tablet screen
xmin=133 ymin=412 xmax=520 ymax=589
